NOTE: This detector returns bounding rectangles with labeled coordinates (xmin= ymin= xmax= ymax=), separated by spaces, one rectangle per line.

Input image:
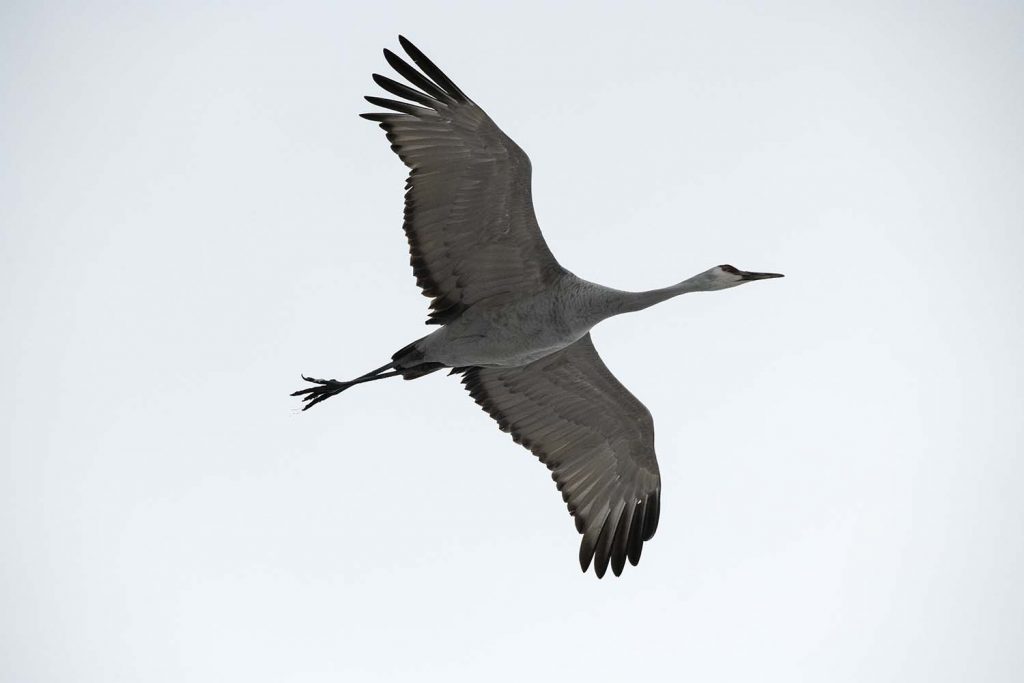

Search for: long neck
xmin=614 ymin=271 xmax=716 ymax=314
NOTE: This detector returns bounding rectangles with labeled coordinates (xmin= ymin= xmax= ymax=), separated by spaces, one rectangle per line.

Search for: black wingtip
xmin=579 ymin=542 xmax=593 ymax=574
xmin=641 ymin=491 xmax=660 ymax=541
xmin=371 ymin=72 xmax=438 ymax=108
xmin=363 ymin=95 xmax=431 ymax=117
xmin=395 ymin=35 xmax=467 ymax=102
xmin=382 ymin=47 xmax=451 ymax=103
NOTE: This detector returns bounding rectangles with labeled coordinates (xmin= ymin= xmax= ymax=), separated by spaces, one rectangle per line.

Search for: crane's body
xmin=414 ymin=277 xmax=619 ymax=368
xmin=293 ymin=37 xmax=783 ymax=578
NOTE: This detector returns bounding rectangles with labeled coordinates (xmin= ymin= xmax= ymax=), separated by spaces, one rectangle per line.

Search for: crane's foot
xmin=291 ymin=375 xmax=353 ymax=411
xmin=291 ymin=365 xmax=405 ymax=411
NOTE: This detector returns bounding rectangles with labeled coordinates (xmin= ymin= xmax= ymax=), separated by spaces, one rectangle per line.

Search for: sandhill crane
xmin=293 ymin=37 xmax=783 ymax=578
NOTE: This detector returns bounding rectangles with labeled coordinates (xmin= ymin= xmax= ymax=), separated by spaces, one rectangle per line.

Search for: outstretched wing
xmin=462 ymin=334 xmax=662 ymax=578
xmin=361 ymin=36 xmax=565 ymax=325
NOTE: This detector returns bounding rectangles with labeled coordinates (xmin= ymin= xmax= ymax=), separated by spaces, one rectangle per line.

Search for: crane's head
xmin=702 ymin=264 xmax=785 ymax=290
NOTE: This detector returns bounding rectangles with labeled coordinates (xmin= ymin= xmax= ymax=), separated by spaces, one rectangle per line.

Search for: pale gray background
xmin=2 ymin=1 xmax=1022 ymax=681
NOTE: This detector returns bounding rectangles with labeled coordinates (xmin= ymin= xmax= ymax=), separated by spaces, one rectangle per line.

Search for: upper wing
xmin=461 ymin=334 xmax=662 ymax=578
xmin=361 ymin=37 xmax=565 ymax=325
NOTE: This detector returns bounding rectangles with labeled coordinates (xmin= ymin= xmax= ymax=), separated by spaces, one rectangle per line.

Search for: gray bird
xmin=293 ymin=36 xmax=783 ymax=578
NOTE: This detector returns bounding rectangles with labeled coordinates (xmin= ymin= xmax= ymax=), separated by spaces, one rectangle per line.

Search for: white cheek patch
xmin=710 ymin=270 xmax=745 ymax=290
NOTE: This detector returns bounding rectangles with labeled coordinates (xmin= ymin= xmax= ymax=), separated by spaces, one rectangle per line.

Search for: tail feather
xmin=391 ymin=338 xmax=446 ymax=380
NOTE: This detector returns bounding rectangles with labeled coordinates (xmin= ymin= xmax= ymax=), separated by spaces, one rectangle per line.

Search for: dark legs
xmin=291 ymin=361 xmax=400 ymax=411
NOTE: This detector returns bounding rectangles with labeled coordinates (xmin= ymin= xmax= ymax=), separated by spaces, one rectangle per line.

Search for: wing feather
xmin=462 ymin=334 xmax=662 ymax=577
xmin=363 ymin=37 xmax=564 ymax=325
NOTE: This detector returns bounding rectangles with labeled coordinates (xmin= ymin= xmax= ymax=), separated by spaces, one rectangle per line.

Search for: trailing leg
xmin=293 ymin=337 xmax=451 ymax=411
xmin=291 ymin=361 xmax=400 ymax=411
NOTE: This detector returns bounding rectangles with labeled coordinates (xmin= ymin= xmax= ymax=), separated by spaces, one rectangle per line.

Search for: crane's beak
xmin=739 ymin=270 xmax=785 ymax=281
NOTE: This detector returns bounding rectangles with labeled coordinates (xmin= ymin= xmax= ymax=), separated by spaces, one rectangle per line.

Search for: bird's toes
xmin=293 ymin=375 xmax=349 ymax=409
xmin=302 ymin=393 xmax=329 ymax=411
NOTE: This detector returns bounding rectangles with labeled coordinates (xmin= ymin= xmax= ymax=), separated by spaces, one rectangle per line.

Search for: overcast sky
xmin=2 ymin=1 xmax=1023 ymax=681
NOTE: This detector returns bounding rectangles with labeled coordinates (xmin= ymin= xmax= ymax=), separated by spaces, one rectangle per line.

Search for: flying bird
xmin=293 ymin=36 xmax=783 ymax=578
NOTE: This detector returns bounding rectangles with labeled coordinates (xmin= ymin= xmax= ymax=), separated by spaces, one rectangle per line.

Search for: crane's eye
xmin=719 ymin=264 xmax=740 ymax=275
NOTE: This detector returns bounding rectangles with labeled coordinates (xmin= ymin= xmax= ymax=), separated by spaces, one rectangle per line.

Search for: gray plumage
xmin=293 ymin=36 xmax=783 ymax=578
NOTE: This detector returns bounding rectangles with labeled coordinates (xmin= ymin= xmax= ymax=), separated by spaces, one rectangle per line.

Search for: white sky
xmin=2 ymin=1 xmax=1023 ymax=681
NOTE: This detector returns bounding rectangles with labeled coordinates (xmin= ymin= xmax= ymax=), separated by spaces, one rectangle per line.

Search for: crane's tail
xmin=390 ymin=339 xmax=446 ymax=379
xmin=292 ymin=340 xmax=445 ymax=411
